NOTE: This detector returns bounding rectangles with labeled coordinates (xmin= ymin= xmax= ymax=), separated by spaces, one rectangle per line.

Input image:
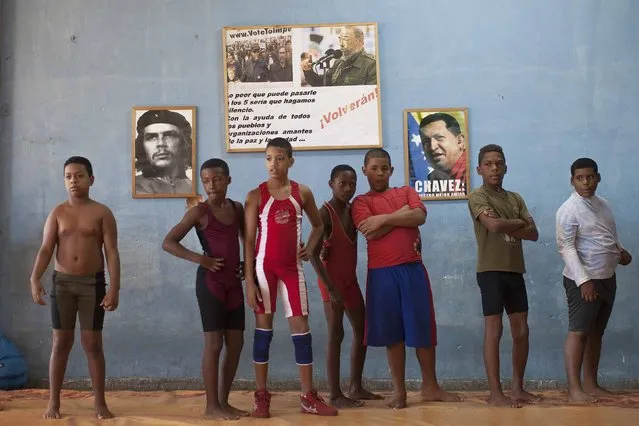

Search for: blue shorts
xmin=365 ymin=262 xmax=437 ymax=348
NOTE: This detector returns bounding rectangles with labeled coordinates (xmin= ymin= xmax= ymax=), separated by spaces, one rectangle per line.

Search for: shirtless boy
xmin=30 ymin=156 xmax=120 ymax=419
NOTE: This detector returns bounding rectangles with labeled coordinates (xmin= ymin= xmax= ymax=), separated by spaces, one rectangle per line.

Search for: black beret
xmin=137 ymin=110 xmax=189 ymax=134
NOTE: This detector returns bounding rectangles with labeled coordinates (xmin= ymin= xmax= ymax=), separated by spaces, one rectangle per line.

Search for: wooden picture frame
xmin=404 ymin=108 xmax=470 ymax=201
xmin=132 ymin=106 xmax=197 ymax=199
xmin=223 ymin=22 xmax=382 ymax=152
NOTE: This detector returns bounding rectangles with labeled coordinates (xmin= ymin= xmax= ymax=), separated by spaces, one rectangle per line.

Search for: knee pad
xmin=253 ymin=328 xmax=273 ymax=364
xmin=292 ymin=332 xmax=313 ymax=366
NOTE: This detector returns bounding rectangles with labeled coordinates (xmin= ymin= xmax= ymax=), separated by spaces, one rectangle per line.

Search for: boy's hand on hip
xmin=297 ymin=242 xmax=310 ymax=262
xmin=414 ymin=235 xmax=422 ymax=255
xmin=200 ymin=256 xmax=224 ymax=272
xmin=236 ymin=262 xmax=245 ymax=280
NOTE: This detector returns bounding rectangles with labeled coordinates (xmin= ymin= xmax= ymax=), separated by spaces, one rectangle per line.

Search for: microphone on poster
xmin=312 ymin=49 xmax=343 ymax=66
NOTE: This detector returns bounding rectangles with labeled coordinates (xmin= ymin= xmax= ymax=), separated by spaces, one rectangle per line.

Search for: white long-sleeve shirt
xmin=556 ymin=192 xmax=622 ymax=286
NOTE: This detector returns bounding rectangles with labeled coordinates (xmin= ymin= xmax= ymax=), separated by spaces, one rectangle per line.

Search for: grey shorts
xmin=563 ymin=275 xmax=616 ymax=334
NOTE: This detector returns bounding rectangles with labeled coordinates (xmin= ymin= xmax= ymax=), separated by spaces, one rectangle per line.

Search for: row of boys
xmin=23 ymin=138 xmax=630 ymax=420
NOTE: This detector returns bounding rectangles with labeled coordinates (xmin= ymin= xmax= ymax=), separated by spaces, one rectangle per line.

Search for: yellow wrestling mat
xmin=2 ymin=389 xmax=639 ymax=425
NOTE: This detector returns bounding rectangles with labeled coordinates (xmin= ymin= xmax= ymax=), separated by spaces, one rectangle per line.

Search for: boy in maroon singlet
xmin=307 ymin=164 xmax=381 ymax=407
xmin=162 ymin=159 xmax=248 ymax=420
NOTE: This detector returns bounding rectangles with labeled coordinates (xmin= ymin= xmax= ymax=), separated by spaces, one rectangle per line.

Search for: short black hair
xmin=330 ymin=164 xmax=356 ymax=180
xmin=200 ymin=158 xmax=229 ymax=175
xmin=364 ymin=148 xmax=391 ymax=166
xmin=419 ymin=113 xmax=462 ymax=136
xmin=266 ymin=137 xmax=293 ymax=158
xmin=570 ymin=158 xmax=598 ymax=177
xmin=64 ymin=156 xmax=93 ymax=177
xmin=478 ymin=144 xmax=505 ymax=164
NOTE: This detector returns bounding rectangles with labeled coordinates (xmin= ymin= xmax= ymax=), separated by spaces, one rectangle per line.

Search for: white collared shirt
xmin=556 ymin=192 xmax=621 ymax=286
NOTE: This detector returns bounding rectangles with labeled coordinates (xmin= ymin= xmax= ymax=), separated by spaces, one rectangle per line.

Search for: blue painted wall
xmin=1 ymin=0 xmax=637 ymax=384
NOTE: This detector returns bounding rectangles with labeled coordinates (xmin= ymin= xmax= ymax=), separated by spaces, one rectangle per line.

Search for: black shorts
xmin=51 ymin=271 xmax=106 ymax=331
xmin=476 ymin=271 xmax=528 ymax=317
xmin=563 ymin=275 xmax=616 ymax=334
xmin=196 ymin=269 xmax=245 ymax=332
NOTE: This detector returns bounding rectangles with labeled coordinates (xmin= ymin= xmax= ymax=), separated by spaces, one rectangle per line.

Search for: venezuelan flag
xmin=407 ymin=112 xmax=432 ymax=189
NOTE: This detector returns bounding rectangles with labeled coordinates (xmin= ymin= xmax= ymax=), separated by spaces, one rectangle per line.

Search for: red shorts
xmin=255 ymin=258 xmax=308 ymax=317
xmin=318 ymin=279 xmax=364 ymax=310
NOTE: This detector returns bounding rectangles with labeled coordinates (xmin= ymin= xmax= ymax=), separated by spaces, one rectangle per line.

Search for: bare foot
xmin=421 ymin=387 xmax=463 ymax=402
xmin=221 ymin=403 xmax=249 ymax=417
xmin=567 ymin=390 xmax=598 ymax=404
xmin=584 ymin=386 xmax=615 ymax=397
xmin=95 ymin=404 xmax=115 ymax=419
xmin=487 ymin=393 xmax=522 ymax=408
xmin=386 ymin=393 xmax=407 ymax=409
xmin=43 ymin=402 xmax=61 ymax=419
xmin=347 ymin=387 xmax=383 ymax=400
xmin=330 ymin=394 xmax=365 ymax=408
xmin=511 ymin=389 xmax=542 ymax=403
xmin=204 ymin=406 xmax=239 ymax=420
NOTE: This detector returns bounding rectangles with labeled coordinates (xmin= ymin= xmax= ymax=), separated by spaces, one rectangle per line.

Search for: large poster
xmin=404 ymin=108 xmax=470 ymax=201
xmin=223 ymin=23 xmax=382 ymax=152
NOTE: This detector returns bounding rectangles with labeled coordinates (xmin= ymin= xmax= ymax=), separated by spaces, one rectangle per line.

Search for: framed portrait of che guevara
xmin=131 ymin=106 xmax=197 ymax=199
xmin=404 ymin=107 xmax=470 ymax=201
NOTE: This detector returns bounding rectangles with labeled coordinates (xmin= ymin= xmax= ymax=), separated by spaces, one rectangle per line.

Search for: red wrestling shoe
xmin=300 ymin=390 xmax=339 ymax=416
xmin=251 ymin=389 xmax=271 ymax=418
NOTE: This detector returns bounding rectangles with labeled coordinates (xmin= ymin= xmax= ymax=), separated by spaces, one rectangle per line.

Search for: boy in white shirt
xmin=556 ymin=158 xmax=632 ymax=403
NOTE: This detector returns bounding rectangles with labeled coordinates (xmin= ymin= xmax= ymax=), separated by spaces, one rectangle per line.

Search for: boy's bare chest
xmin=58 ymin=212 xmax=102 ymax=239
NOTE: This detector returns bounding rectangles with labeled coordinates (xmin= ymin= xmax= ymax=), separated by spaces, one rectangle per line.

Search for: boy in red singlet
xmin=307 ymin=164 xmax=381 ymax=407
xmin=244 ymin=137 xmax=338 ymax=418
xmin=162 ymin=159 xmax=248 ymax=420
